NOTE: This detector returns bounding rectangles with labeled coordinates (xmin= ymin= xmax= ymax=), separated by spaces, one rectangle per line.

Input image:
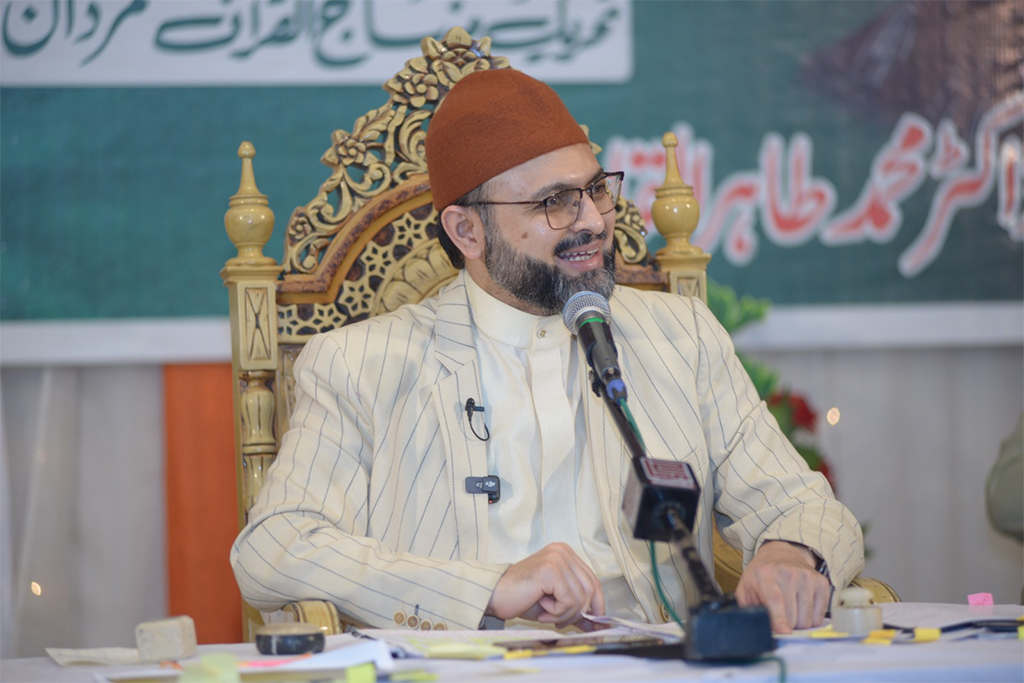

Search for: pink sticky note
xmin=968 ymin=592 xmax=994 ymax=606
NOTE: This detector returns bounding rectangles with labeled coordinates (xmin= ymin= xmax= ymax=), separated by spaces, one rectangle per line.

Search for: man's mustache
xmin=554 ymin=231 xmax=609 ymax=256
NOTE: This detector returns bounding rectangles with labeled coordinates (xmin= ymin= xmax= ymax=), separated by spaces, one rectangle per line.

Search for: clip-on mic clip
xmin=464 ymin=398 xmax=490 ymax=441
xmin=463 ymin=398 xmax=498 ymax=503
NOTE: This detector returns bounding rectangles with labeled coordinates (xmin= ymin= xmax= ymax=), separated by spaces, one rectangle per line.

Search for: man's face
xmin=483 ymin=220 xmax=616 ymax=316
xmin=474 ymin=143 xmax=617 ymax=316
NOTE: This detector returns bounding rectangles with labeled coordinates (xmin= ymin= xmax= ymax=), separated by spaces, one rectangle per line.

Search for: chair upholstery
xmin=222 ymin=27 xmax=896 ymax=639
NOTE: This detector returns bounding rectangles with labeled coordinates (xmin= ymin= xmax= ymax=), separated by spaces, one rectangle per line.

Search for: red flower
xmin=767 ymin=390 xmax=834 ymax=494
xmin=788 ymin=394 xmax=818 ymax=433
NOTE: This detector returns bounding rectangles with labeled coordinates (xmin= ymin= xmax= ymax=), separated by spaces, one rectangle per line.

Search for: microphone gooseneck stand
xmin=592 ymin=371 xmax=776 ymax=662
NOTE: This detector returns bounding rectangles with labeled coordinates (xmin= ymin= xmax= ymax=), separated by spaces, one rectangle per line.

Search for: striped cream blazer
xmin=231 ymin=271 xmax=863 ymax=630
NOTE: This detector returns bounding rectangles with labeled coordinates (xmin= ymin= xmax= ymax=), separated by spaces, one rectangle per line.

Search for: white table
xmin=4 ymin=605 xmax=1022 ymax=683
xmin=3 ymin=637 xmax=1022 ymax=682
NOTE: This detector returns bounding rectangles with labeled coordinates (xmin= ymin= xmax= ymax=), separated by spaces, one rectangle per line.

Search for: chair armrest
xmin=848 ymin=576 xmax=900 ymax=603
xmin=712 ymin=528 xmax=745 ymax=594
xmin=283 ymin=600 xmax=363 ymax=635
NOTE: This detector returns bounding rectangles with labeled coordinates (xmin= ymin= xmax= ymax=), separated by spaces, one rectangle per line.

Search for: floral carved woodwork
xmin=281 ymin=28 xmax=508 ymax=279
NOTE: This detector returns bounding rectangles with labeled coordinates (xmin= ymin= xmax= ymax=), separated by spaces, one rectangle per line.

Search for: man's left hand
xmin=734 ymin=541 xmax=831 ymax=634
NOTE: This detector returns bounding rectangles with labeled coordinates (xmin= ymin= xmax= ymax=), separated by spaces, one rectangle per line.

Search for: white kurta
xmin=465 ymin=276 xmax=645 ymax=620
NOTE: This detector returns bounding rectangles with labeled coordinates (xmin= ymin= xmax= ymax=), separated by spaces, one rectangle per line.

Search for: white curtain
xmin=747 ymin=346 xmax=1024 ymax=603
xmin=0 ymin=366 xmax=167 ymax=658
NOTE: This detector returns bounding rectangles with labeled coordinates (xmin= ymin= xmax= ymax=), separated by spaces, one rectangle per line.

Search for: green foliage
xmin=706 ymin=279 xmax=771 ymax=336
xmin=707 ymin=280 xmax=777 ymax=399
xmin=794 ymin=443 xmax=822 ymax=471
xmin=739 ymin=352 xmax=779 ymax=399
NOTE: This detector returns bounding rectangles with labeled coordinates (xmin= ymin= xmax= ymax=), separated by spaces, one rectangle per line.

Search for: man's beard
xmin=483 ymin=225 xmax=617 ymax=316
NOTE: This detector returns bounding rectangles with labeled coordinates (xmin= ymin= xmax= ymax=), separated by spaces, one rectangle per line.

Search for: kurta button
xmin=659 ymin=605 xmax=670 ymax=623
xmin=419 ymin=619 xmax=433 ymax=631
xmin=406 ymin=615 xmax=420 ymax=629
xmin=537 ymin=328 xmax=547 ymax=338
xmin=393 ymin=611 xmax=406 ymax=626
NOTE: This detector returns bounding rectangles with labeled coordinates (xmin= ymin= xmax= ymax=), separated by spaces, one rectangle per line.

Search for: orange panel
xmin=164 ymin=363 xmax=242 ymax=644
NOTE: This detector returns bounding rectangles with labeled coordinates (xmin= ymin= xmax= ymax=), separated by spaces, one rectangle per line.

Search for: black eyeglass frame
xmin=465 ymin=171 xmax=625 ymax=231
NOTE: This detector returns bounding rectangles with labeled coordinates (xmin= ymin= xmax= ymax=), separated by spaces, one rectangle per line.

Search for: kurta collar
xmin=464 ymin=272 xmax=569 ymax=350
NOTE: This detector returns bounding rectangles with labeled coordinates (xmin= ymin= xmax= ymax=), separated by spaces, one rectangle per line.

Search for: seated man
xmin=231 ymin=69 xmax=863 ymax=635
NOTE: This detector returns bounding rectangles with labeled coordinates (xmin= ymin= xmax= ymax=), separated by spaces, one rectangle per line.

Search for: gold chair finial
xmin=652 ymin=132 xmax=710 ymax=300
xmin=224 ymin=142 xmax=277 ymax=267
xmin=660 ymin=133 xmax=684 ymax=187
xmin=652 ymin=132 xmax=702 ymax=256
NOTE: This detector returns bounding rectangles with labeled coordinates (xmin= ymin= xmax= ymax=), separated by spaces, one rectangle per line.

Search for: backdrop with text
xmin=1 ymin=0 xmax=1021 ymax=320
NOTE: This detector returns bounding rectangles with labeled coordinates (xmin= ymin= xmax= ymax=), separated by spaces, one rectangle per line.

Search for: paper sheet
xmin=774 ymin=603 xmax=1024 ymax=645
xmin=581 ymin=612 xmax=684 ymax=641
xmin=880 ymin=602 xmax=1024 ymax=630
xmin=354 ymin=629 xmax=557 ymax=659
xmin=101 ymin=634 xmax=392 ymax=681
xmin=47 ymin=647 xmax=143 ymax=666
xmin=354 ymin=623 xmax=681 ymax=660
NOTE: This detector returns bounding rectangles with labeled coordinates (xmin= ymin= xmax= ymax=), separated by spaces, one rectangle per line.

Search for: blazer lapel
xmin=431 ymin=273 xmax=491 ymax=562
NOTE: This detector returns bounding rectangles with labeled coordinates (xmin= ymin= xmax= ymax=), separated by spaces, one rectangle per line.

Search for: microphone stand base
xmin=683 ymin=602 xmax=775 ymax=662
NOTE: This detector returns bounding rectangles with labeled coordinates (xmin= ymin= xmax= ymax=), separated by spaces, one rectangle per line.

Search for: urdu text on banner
xmin=0 ymin=0 xmax=633 ymax=86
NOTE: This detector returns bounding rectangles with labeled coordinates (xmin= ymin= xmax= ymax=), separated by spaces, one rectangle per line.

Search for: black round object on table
xmin=254 ymin=622 xmax=326 ymax=655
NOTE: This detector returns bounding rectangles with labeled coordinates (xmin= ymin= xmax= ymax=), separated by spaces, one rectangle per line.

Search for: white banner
xmin=0 ymin=0 xmax=633 ymax=86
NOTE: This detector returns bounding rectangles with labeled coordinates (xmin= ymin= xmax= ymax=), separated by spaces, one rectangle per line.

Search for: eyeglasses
xmin=467 ymin=171 xmax=624 ymax=231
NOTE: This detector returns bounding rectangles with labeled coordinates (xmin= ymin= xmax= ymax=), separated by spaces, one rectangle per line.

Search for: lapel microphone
xmin=463 ymin=397 xmax=498 ymax=503
xmin=464 ymin=397 xmax=490 ymax=441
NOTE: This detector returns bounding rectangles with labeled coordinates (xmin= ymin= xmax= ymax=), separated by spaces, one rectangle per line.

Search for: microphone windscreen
xmin=561 ymin=291 xmax=611 ymax=333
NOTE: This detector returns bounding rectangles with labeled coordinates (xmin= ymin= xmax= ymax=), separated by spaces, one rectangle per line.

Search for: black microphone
xmin=624 ymin=457 xmax=774 ymax=661
xmin=561 ymin=291 xmax=627 ymax=401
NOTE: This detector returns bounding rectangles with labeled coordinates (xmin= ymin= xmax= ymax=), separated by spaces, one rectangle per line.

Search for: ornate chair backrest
xmin=222 ymin=27 xmax=708 ymax=537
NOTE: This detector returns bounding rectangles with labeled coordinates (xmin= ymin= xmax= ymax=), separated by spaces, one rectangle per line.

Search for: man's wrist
xmin=761 ymin=540 xmax=826 ymax=573
xmin=780 ymin=541 xmax=829 ymax=577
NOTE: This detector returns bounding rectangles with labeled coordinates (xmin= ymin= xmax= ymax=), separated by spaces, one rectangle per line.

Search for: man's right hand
xmin=485 ymin=542 xmax=605 ymax=629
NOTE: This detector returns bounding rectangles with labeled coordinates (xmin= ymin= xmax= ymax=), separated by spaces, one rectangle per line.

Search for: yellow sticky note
xmin=179 ymin=653 xmax=240 ymax=682
xmin=811 ymin=629 xmax=848 ymax=639
xmin=868 ymin=629 xmax=897 ymax=639
xmin=345 ymin=662 xmax=377 ymax=683
xmin=913 ymin=628 xmax=941 ymax=642
xmin=425 ymin=643 xmax=507 ymax=660
xmin=862 ymin=636 xmax=892 ymax=646
xmin=1017 ymin=625 xmax=1024 ymax=640
xmin=389 ymin=671 xmax=439 ymax=682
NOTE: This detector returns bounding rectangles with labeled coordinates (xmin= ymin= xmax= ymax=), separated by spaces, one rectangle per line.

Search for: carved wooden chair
xmin=222 ymin=27 xmax=897 ymax=639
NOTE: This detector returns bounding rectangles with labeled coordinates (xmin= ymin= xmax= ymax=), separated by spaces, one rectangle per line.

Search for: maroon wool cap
xmin=425 ymin=69 xmax=590 ymax=211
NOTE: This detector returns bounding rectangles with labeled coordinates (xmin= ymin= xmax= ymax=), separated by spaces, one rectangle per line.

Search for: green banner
xmin=2 ymin=1 xmax=1020 ymax=320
